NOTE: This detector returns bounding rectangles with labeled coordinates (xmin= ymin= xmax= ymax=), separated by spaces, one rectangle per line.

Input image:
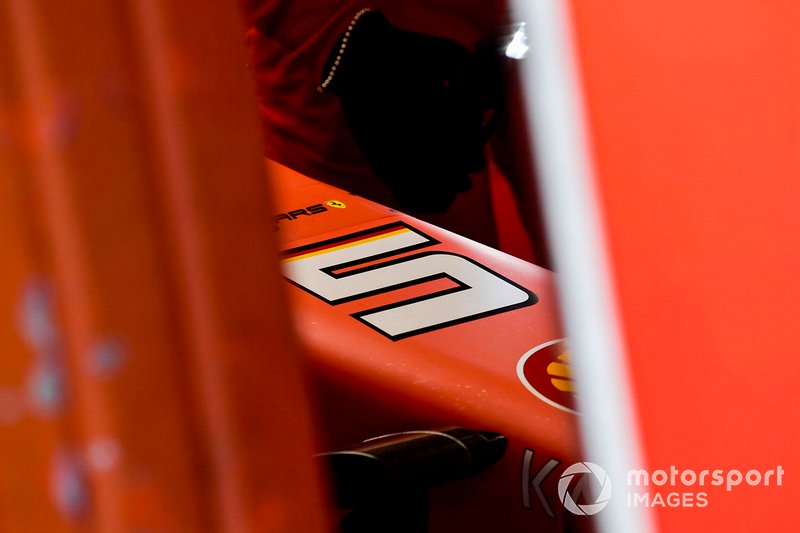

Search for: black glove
xmin=321 ymin=11 xmax=504 ymax=213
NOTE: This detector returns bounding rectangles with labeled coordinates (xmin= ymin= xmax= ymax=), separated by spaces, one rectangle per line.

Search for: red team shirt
xmin=242 ymin=1 xmax=511 ymax=247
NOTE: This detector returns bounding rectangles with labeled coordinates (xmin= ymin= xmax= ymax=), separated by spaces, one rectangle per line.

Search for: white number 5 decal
xmin=282 ymin=223 xmax=536 ymax=340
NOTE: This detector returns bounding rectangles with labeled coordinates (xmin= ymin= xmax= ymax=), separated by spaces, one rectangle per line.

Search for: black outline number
xmin=282 ymin=222 xmax=537 ymax=340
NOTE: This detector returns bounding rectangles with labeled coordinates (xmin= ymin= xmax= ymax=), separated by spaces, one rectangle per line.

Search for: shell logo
xmin=517 ymin=339 xmax=577 ymax=414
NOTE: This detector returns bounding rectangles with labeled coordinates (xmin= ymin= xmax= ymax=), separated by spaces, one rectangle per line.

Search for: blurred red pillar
xmin=0 ymin=0 xmax=328 ymax=531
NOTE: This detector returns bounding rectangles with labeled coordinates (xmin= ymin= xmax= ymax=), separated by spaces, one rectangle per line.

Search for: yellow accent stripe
xmin=551 ymin=378 xmax=575 ymax=393
xmin=283 ymin=228 xmax=410 ymax=263
xmin=547 ymin=361 xmax=572 ymax=379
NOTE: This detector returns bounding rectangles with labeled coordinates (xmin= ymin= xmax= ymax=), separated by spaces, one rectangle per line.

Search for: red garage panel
xmin=570 ymin=1 xmax=800 ymax=531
